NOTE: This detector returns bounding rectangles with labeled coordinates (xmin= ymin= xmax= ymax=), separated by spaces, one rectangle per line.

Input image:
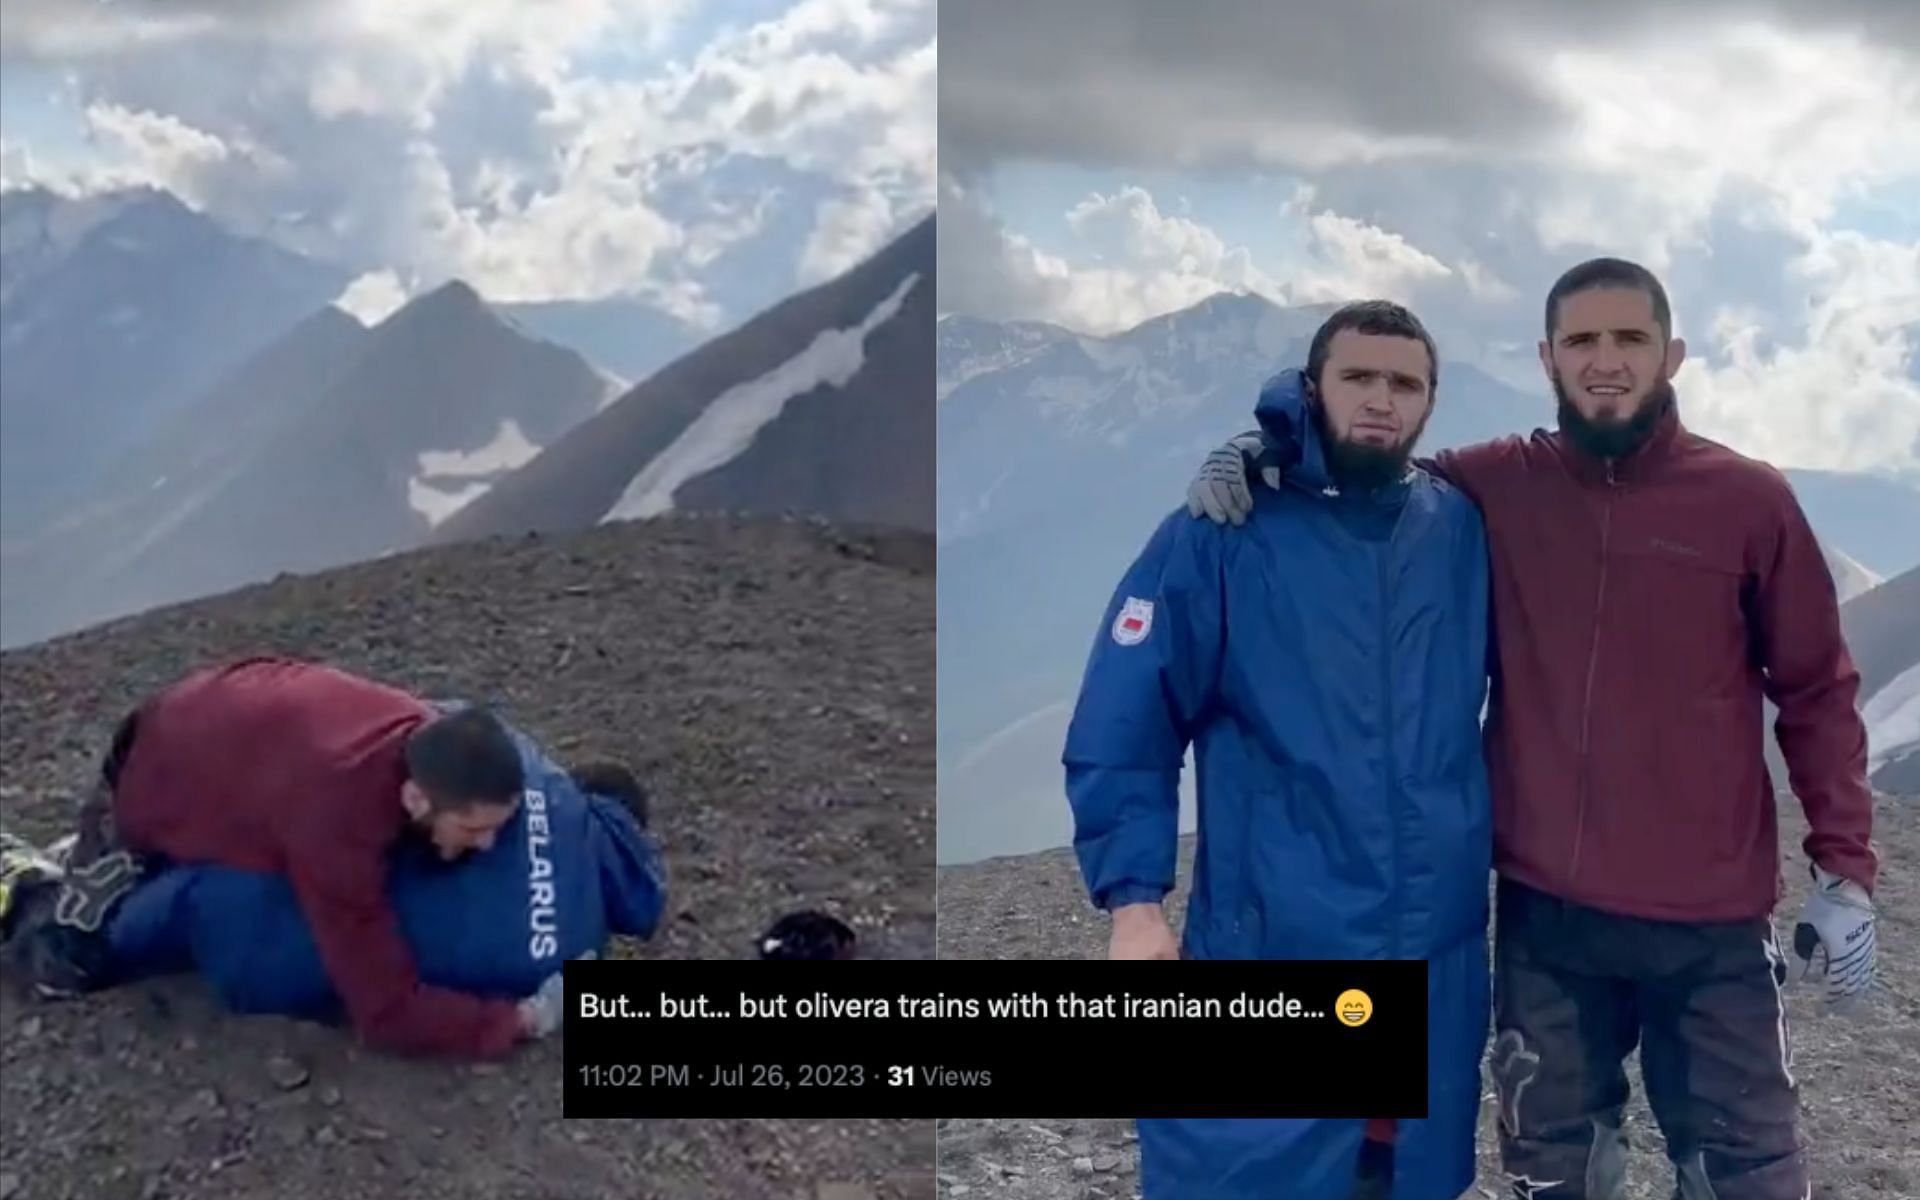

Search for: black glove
xmin=758 ymin=910 xmax=857 ymax=960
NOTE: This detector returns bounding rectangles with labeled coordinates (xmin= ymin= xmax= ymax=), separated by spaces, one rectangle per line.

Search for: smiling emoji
xmin=1334 ymin=989 xmax=1373 ymax=1027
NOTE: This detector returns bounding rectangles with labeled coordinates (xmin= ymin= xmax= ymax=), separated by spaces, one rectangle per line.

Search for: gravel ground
xmin=0 ymin=515 xmax=936 ymax=1200
xmin=935 ymin=795 xmax=1920 ymax=1200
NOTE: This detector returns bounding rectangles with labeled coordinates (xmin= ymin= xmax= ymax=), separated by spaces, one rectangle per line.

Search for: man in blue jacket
xmin=28 ymin=719 xmax=668 ymax=1022
xmin=1065 ymin=300 xmax=1492 ymax=1200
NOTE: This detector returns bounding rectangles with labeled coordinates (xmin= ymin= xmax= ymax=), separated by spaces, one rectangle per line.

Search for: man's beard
xmin=1554 ymin=376 xmax=1675 ymax=460
xmin=1315 ymin=404 xmax=1428 ymax=491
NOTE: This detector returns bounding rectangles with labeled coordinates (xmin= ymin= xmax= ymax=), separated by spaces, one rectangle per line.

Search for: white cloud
xmin=0 ymin=139 xmax=30 ymax=190
xmin=1294 ymin=209 xmax=1453 ymax=304
xmin=684 ymin=187 xmax=781 ymax=271
xmin=1537 ymin=23 xmax=1920 ymax=258
xmin=1681 ymin=230 xmax=1920 ymax=475
xmin=1067 ymin=188 xmax=1263 ymax=281
xmin=80 ymin=102 xmax=282 ymax=200
xmin=5 ymin=0 xmax=931 ymax=322
xmin=1456 ymin=255 xmax=1519 ymax=304
xmin=940 ymin=178 xmax=1465 ymax=337
xmin=942 ymin=7 xmax=1920 ymax=478
xmin=799 ymin=188 xmax=895 ymax=284
xmin=333 ymin=269 xmax=410 ymax=325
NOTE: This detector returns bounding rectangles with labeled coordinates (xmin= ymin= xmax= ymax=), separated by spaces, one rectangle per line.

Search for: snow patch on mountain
xmin=1866 ymin=660 xmax=1920 ymax=772
xmin=937 ymin=316 xmax=1067 ymax=400
xmin=417 ymin=419 xmax=541 ymax=480
xmin=408 ymin=419 xmax=550 ymax=527
xmin=408 ymin=478 xmax=492 ymax=527
xmin=595 ymin=368 xmax=629 ymax=410
xmin=1822 ymin=541 xmax=1882 ymax=603
xmin=600 ymin=270 xmax=920 ymax=524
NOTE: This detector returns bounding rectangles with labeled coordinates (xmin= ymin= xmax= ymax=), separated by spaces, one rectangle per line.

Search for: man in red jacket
xmin=1183 ymin=259 xmax=1879 ymax=1200
xmin=8 ymin=657 xmax=564 ymax=1060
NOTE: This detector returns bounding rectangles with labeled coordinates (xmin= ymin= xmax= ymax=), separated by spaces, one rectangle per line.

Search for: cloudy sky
xmin=1 ymin=0 xmax=934 ymax=330
xmin=940 ymin=0 xmax=1920 ymax=480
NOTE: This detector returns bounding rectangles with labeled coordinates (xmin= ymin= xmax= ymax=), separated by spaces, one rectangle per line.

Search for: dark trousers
xmin=71 ymin=706 xmax=144 ymax=864
xmin=1492 ymin=878 xmax=1806 ymax=1200
xmin=51 ymin=707 xmax=154 ymax=942
xmin=1350 ymin=1137 xmax=1393 ymax=1200
xmin=3 ymin=707 xmax=150 ymax=996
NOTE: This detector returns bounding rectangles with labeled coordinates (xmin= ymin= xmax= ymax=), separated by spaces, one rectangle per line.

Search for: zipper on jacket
xmin=1571 ymin=460 xmax=1618 ymax=882
xmin=1379 ymin=542 xmax=1401 ymax=959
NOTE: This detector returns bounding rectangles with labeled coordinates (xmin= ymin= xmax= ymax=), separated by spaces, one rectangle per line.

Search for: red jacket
xmin=1434 ymin=404 xmax=1877 ymax=921
xmin=112 ymin=657 xmax=523 ymax=1058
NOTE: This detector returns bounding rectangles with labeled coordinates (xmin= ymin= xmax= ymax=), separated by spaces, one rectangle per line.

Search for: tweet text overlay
xmin=563 ymin=960 xmax=1427 ymax=1117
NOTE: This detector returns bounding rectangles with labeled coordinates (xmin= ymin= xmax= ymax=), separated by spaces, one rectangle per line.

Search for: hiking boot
xmin=2 ymin=877 xmax=115 ymax=999
xmin=52 ymin=849 xmax=139 ymax=933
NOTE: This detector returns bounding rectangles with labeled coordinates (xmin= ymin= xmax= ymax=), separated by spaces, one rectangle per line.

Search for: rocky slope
xmin=0 ymin=515 xmax=935 ymax=1200
xmin=935 ymin=797 xmax=1920 ymax=1200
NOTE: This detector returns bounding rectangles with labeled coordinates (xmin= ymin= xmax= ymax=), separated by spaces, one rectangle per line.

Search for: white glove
xmin=1185 ymin=433 xmax=1277 ymax=526
xmin=518 ymin=970 xmax=566 ymax=1039
xmin=1792 ymin=863 xmax=1876 ymax=1014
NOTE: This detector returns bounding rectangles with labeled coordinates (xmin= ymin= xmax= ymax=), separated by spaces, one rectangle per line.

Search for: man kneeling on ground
xmin=0 ymin=657 xmax=643 ymax=1059
xmin=77 ymin=749 xmax=664 ymax=1028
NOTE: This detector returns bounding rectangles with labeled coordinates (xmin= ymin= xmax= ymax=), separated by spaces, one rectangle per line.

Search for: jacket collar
xmin=1256 ymin=367 xmax=1416 ymax=505
xmin=1549 ymin=393 xmax=1685 ymax=486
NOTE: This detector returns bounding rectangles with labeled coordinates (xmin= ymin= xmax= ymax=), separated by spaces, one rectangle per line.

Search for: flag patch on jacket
xmin=1112 ymin=597 xmax=1154 ymax=645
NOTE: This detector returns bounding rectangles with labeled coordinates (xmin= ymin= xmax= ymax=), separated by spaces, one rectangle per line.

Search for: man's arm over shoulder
xmin=1062 ymin=509 xmax=1229 ymax=911
xmin=1750 ymin=470 xmax=1877 ymax=892
xmin=1434 ymin=474 xmax=1493 ymax=603
xmin=286 ymin=831 xmax=524 ymax=1058
xmin=1428 ymin=436 xmax=1523 ymax=507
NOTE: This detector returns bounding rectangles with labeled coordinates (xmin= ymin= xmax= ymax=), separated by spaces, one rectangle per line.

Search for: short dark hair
xmin=404 ymin=707 xmax=523 ymax=811
xmin=570 ymin=760 xmax=648 ymax=829
xmin=1305 ymin=300 xmax=1439 ymax=394
xmin=1545 ymin=257 xmax=1672 ymax=343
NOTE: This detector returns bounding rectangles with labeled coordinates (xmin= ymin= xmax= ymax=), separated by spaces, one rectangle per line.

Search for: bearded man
xmin=1066 ymin=299 xmax=1493 ymax=1200
xmin=1181 ymin=259 xmax=1878 ymax=1200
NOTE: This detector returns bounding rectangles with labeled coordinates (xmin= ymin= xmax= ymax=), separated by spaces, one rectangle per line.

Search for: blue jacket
xmin=1063 ymin=370 xmax=1493 ymax=1200
xmin=106 ymin=719 xmax=668 ymax=1018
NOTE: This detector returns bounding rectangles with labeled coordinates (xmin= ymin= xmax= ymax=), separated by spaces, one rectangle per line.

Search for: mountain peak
xmin=300 ymin=303 xmax=368 ymax=336
xmin=415 ymin=277 xmax=486 ymax=310
xmin=372 ymin=278 xmax=497 ymax=334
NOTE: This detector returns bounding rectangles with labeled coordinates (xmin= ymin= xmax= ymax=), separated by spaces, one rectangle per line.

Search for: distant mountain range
xmin=0 ymin=187 xmax=351 ymax=536
xmin=0 ymin=280 xmax=615 ymax=645
xmin=0 ymin=185 xmax=937 ymax=648
xmin=936 ymin=296 xmax=1920 ymax=862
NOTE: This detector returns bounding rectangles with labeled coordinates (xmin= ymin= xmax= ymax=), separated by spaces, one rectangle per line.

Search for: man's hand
xmin=517 ymin=971 xmax=565 ymax=1039
xmin=1792 ymin=863 xmax=1876 ymax=1014
xmin=1186 ymin=431 xmax=1286 ymax=526
xmin=1109 ymin=902 xmax=1179 ymax=960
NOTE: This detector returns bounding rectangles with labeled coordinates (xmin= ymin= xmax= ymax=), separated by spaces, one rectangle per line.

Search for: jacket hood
xmin=1254 ymin=368 xmax=1334 ymax=492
